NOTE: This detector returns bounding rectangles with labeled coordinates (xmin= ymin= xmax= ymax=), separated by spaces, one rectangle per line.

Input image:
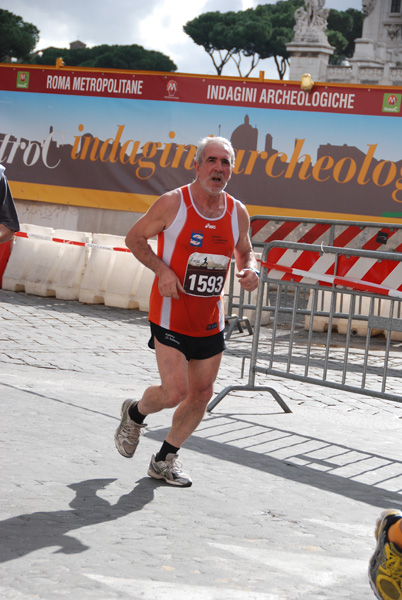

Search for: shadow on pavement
xmin=0 ymin=477 xmax=161 ymax=564
xmin=146 ymin=419 xmax=402 ymax=511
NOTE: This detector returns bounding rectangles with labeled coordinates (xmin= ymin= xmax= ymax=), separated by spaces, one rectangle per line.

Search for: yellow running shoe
xmin=369 ymin=509 xmax=402 ymax=600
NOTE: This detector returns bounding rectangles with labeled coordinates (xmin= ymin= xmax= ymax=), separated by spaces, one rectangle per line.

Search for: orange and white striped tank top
xmin=148 ymin=185 xmax=240 ymax=337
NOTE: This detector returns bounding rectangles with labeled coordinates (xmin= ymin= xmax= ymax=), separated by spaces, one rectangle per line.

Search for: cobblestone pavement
xmin=1 ymin=290 xmax=402 ymax=600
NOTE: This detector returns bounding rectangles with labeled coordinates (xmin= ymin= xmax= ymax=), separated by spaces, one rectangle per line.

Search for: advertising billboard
xmin=1 ymin=63 xmax=402 ymax=222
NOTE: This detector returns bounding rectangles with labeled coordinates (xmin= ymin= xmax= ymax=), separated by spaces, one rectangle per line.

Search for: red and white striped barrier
xmin=251 ymin=216 xmax=402 ymax=253
xmin=261 ymin=243 xmax=402 ymax=338
xmin=262 ymin=238 xmax=402 ymax=295
xmin=262 ymin=259 xmax=402 ymax=299
xmin=15 ymin=230 xmax=131 ymax=253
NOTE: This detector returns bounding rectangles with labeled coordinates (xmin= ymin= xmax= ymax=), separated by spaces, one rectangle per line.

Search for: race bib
xmin=183 ymin=252 xmax=230 ymax=297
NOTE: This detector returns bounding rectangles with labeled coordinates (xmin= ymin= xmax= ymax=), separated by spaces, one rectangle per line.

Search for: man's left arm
xmin=233 ymin=203 xmax=259 ymax=292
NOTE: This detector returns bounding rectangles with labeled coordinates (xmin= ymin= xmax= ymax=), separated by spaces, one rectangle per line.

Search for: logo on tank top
xmin=190 ymin=231 xmax=203 ymax=247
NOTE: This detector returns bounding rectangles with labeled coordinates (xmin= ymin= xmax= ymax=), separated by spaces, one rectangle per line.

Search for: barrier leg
xmin=225 ymin=314 xmax=253 ymax=340
xmin=207 ymin=384 xmax=291 ymax=414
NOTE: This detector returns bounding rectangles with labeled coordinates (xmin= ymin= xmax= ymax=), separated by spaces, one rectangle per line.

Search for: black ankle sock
xmin=129 ymin=402 xmax=146 ymax=425
xmin=155 ymin=440 xmax=180 ymax=462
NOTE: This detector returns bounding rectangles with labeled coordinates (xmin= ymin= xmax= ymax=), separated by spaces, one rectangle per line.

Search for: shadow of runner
xmin=146 ymin=424 xmax=402 ymax=510
xmin=0 ymin=476 xmax=160 ymax=564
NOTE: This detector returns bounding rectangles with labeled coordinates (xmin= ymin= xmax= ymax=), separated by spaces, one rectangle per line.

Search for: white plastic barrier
xmin=78 ymin=234 xmax=156 ymax=311
xmin=305 ymin=290 xmax=385 ymax=337
xmin=52 ymin=229 xmax=92 ymax=300
xmin=380 ymin=299 xmax=402 ymax=342
xmin=2 ymin=224 xmax=55 ymax=294
xmin=7 ymin=228 xmax=253 ymax=318
xmin=79 ymin=233 xmax=134 ymax=307
xmin=103 ymin=252 xmax=144 ymax=309
xmin=130 ymin=239 xmax=157 ymax=312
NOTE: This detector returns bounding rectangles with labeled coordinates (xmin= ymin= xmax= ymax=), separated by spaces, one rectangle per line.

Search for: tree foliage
xmin=230 ymin=9 xmax=273 ymax=76
xmin=252 ymin=0 xmax=304 ymax=79
xmin=0 ymin=9 xmax=39 ymax=62
xmin=184 ymin=0 xmax=302 ymax=79
xmin=31 ymin=44 xmax=177 ymax=72
xmin=183 ymin=12 xmax=239 ymax=76
xmin=327 ymin=9 xmax=364 ymax=64
xmin=184 ymin=10 xmax=274 ymax=77
xmin=184 ymin=1 xmax=363 ymax=79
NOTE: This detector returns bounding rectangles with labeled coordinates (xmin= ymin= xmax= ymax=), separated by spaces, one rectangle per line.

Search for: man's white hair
xmin=195 ymin=136 xmax=235 ymax=167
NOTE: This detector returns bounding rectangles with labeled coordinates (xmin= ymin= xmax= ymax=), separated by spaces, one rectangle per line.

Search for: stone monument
xmin=349 ymin=0 xmax=402 ymax=84
xmin=287 ymin=0 xmax=402 ymax=85
xmin=286 ymin=0 xmax=334 ymax=82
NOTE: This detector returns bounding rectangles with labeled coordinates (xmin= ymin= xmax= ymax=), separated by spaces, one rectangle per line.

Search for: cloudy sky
xmin=3 ymin=0 xmax=362 ymax=78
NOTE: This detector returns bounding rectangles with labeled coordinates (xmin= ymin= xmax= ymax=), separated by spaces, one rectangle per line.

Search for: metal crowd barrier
xmin=211 ymin=240 xmax=402 ymax=413
xmin=225 ymin=216 xmax=402 ymax=339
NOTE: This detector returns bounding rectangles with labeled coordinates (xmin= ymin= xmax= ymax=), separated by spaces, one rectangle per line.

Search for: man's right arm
xmin=125 ymin=190 xmax=185 ymax=299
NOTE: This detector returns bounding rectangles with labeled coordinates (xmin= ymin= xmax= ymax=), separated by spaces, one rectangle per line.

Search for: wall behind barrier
xmin=1 ymin=63 xmax=402 ymax=223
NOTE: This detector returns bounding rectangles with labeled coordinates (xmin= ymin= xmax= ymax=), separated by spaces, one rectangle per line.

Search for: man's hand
xmin=0 ymin=224 xmax=15 ymax=244
xmin=236 ymin=268 xmax=259 ymax=292
xmin=157 ymin=266 xmax=185 ymax=299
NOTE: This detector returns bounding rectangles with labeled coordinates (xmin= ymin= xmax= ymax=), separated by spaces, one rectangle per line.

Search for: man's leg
xmin=115 ymin=340 xmax=189 ymax=459
xmin=146 ymin=342 xmax=223 ymax=486
xmin=165 ymin=351 xmax=223 ymax=448
xmin=138 ymin=339 xmax=191 ymax=415
xmin=117 ymin=336 xmax=222 ymax=485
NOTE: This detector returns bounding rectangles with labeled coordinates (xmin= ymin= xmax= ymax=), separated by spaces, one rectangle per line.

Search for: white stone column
xmin=286 ymin=0 xmax=335 ymax=82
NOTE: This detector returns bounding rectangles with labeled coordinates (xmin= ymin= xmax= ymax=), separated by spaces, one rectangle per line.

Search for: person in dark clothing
xmin=0 ymin=165 xmax=20 ymax=243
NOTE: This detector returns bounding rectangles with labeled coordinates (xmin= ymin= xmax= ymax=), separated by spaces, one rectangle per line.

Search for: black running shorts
xmin=148 ymin=322 xmax=225 ymax=361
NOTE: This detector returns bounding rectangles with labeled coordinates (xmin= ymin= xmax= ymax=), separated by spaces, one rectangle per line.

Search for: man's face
xmin=194 ymin=142 xmax=233 ymax=196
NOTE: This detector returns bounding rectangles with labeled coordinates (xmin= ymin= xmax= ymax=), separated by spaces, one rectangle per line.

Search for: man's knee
xmin=192 ymin=383 xmax=214 ymax=407
xmin=163 ymin=384 xmax=188 ymax=409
